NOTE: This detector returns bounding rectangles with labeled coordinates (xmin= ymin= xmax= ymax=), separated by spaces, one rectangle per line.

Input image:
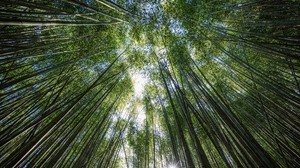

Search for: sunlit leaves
xmin=1 ymin=0 xmax=300 ymax=167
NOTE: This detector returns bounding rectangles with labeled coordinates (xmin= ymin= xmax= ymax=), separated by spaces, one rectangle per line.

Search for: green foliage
xmin=0 ymin=0 xmax=300 ymax=167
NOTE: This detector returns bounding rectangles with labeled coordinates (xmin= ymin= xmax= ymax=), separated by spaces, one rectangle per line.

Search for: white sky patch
xmin=109 ymin=70 xmax=148 ymax=131
xmin=167 ymin=163 xmax=179 ymax=168
xmin=140 ymin=3 xmax=157 ymax=15
xmin=169 ymin=18 xmax=187 ymax=36
xmin=139 ymin=2 xmax=159 ymax=23
xmin=129 ymin=70 xmax=149 ymax=129
xmin=135 ymin=103 xmax=146 ymax=128
xmin=130 ymin=70 xmax=149 ymax=99
xmin=187 ymin=44 xmax=196 ymax=60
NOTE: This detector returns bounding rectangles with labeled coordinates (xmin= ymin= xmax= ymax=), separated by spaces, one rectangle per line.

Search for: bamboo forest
xmin=1 ymin=0 xmax=300 ymax=167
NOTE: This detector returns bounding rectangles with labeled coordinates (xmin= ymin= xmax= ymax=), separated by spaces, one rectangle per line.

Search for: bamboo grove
xmin=0 ymin=0 xmax=299 ymax=167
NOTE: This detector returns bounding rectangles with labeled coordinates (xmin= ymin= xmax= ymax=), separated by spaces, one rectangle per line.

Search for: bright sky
xmin=130 ymin=70 xmax=148 ymax=98
xmin=167 ymin=163 xmax=178 ymax=168
xmin=117 ymin=70 xmax=149 ymax=167
xmin=129 ymin=70 xmax=149 ymax=128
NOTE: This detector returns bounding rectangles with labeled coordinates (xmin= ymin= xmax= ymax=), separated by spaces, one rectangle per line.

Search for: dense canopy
xmin=0 ymin=0 xmax=300 ymax=167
